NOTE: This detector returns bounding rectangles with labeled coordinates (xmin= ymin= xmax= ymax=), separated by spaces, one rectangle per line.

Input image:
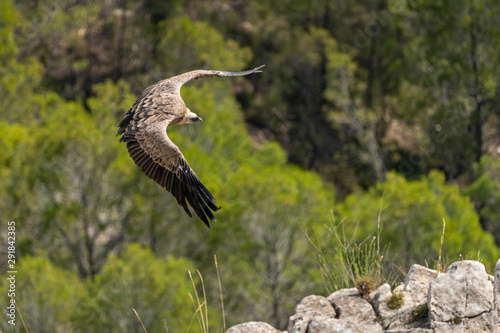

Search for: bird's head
xmin=185 ymin=108 xmax=203 ymax=123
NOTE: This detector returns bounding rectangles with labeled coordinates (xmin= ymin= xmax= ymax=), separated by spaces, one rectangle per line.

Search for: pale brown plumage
xmin=117 ymin=65 xmax=264 ymax=227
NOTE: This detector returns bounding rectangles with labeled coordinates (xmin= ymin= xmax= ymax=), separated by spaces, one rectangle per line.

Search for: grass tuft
xmin=306 ymin=194 xmax=393 ymax=294
xmin=387 ymin=291 xmax=404 ymax=309
xmin=355 ymin=275 xmax=378 ymax=301
xmin=185 ymin=256 xmax=227 ymax=333
xmin=187 ymin=270 xmax=208 ymax=333
xmin=412 ymin=303 xmax=429 ymax=323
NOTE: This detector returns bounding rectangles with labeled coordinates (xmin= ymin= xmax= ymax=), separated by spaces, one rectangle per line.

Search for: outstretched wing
xmin=160 ymin=65 xmax=265 ymax=95
xmin=126 ymin=122 xmax=220 ymax=228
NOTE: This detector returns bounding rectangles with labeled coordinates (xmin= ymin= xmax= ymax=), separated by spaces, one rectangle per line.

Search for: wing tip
xmin=253 ymin=64 xmax=265 ymax=72
xmin=200 ymin=214 xmax=212 ymax=229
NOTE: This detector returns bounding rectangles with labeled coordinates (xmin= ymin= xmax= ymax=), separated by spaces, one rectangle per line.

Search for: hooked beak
xmin=196 ymin=116 xmax=203 ymax=122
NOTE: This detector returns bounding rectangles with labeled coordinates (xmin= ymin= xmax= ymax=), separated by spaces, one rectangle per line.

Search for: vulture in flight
xmin=117 ymin=65 xmax=264 ymax=227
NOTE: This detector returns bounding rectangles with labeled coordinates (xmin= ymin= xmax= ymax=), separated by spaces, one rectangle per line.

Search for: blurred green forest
xmin=1 ymin=0 xmax=500 ymax=331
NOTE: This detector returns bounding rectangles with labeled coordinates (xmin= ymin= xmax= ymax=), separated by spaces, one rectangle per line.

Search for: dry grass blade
xmin=187 ymin=293 xmax=207 ymax=332
xmin=214 ymin=254 xmax=226 ymax=331
xmin=186 ymin=293 xmax=197 ymax=332
xmin=14 ymin=298 xmax=29 ymax=333
xmin=197 ymin=270 xmax=209 ymax=332
xmin=132 ymin=308 xmax=148 ymax=333
xmin=435 ymin=218 xmax=446 ymax=273
xmin=377 ymin=192 xmax=385 ymax=254
xmin=187 ymin=270 xmax=208 ymax=333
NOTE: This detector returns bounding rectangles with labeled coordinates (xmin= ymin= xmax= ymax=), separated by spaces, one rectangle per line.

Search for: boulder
xmin=228 ymin=260 xmax=500 ymax=333
xmin=385 ymin=329 xmax=433 ymax=333
xmin=226 ymin=321 xmax=283 ymax=333
xmin=327 ymin=287 xmax=382 ymax=332
xmin=371 ymin=264 xmax=437 ymax=330
xmin=306 ymin=315 xmax=363 ymax=333
xmin=428 ymin=260 xmax=496 ymax=333
xmin=371 ymin=283 xmax=393 ymax=320
xmin=495 ymin=259 xmax=500 ymax=331
xmin=287 ymin=295 xmax=335 ymax=333
xmin=371 ymin=283 xmax=419 ymax=330
xmin=404 ymin=264 xmax=437 ymax=303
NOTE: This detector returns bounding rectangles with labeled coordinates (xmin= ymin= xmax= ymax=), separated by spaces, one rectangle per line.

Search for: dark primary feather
xmin=125 ymin=140 xmax=220 ymax=227
xmin=117 ymin=65 xmax=264 ymax=227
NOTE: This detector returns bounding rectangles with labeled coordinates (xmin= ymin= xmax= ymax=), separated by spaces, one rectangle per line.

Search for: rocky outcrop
xmin=371 ymin=264 xmax=437 ymax=331
xmin=428 ymin=261 xmax=496 ymax=332
xmin=327 ymin=287 xmax=382 ymax=332
xmin=287 ymin=295 xmax=336 ymax=333
xmin=226 ymin=322 xmax=283 ymax=333
xmin=226 ymin=259 xmax=500 ymax=333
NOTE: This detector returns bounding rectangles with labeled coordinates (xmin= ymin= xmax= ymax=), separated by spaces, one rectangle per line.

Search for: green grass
xmin=306 ymin=195 xmax=393 ymax=294
xmin=355 ymin=275 xmax=378 ymax=301
xmin=387 ymin=291 xmax=404 ymax=309
xmin=412 ymin=303 xmax=429 ymax=323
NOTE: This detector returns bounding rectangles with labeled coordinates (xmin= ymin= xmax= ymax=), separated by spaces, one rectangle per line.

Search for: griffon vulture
xmin=117 ymin=65 xmax=264 ymax=227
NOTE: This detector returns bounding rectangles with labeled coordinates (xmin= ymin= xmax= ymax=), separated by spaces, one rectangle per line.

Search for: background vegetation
xmin=1 ymin=0 xmax=500 ymax=331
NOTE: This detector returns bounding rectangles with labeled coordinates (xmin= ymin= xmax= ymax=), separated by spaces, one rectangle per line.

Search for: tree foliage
xmin=464 ymin=156 xmax=500 ymax=244
xmin=1 ymin=0 xmax=500 ymax=331
xmin=337 ymin=171 xmax=498 ymax=268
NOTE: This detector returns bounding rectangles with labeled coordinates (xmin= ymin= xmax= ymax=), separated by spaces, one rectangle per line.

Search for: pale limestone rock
xmin=327 ymin=287 xmax=382 ymax=332
xmin=229 ymin=260 xmax=500 ymax=333
xmin=461 ymin=311 xmax=496 ymax=332
xmin=404 ymin=264 xmax=438 ymax=303
xmin=428 ymin=260 xmax=495 ymax=333
xmin=385 ymin=329 xmax=433 ymax=333
xmin=371 ymin=283 xmax=393 ymax=320
xmin=371 ymin=266 xmax=436 ymax=331
xmin=495 ymin=259 xmax=500 ymax=331
xmin=287 ymin=295 xmax=335 ymax=333
xmin=226 ymin=321 xmax=283 ymax=333
xmin=306 ymin=315 xmax=363 ymax=333
xmin=371 ymin=283 xmax=421 ymax=330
